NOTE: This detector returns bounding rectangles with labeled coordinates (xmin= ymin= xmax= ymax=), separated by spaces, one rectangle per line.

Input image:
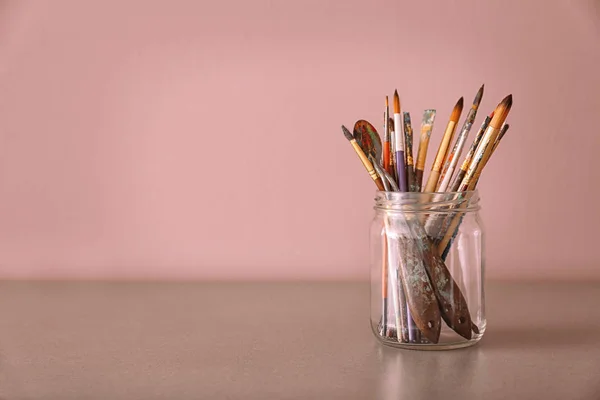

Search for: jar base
xmin=377 ymin=336 xmax=482 ymax=351
xmin=372 ymin=324 xmax=485 ymax=351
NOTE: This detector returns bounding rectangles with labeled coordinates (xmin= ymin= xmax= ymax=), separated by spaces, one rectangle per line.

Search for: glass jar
xmin=370 ymin=190 xmax=485 ymax=350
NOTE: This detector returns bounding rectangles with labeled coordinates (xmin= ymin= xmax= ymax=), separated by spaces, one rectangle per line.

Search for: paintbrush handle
xmin=394 ymin=235 xmax=441 ymax=343
xmin=407 ymin=167 xmax=416 ymax=192
xmin=424 ymin=170 xmax=440 ymax=193
xmin=396 ymin=151 xmax=408 ymax=191
xmin=383 ymin=142 xmax=391 ymax=174
xmin=449 ymin=169 xmax=466 ymax=193
xmin=406 ymin=216 xmax=473 ymax=340
xmin=350 ymin=140 xmax=385 ymax=190
xmin=415 ymin=168 xmax=424 ymax=192
xmin=399 ymin=238 xmax=421 ymax=343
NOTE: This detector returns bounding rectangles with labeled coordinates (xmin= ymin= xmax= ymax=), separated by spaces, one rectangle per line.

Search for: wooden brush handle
xmin=373 ymin=176 xmax=385 ymax=191
xmin=383 ymin=143 xmax=391 ymax=174
xmin=424 ymin=170 xmax=440 ymax=193
xmin=415 ymin=168 xmax=424 ymax=192
xmin=407 ymin=167 xmax=416 ymax=192
xmin=449 ymin=169 xmax=466 ymax=193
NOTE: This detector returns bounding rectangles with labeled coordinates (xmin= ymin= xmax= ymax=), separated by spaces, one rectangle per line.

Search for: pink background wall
xmin=0 ymin=0 xmax=598 ymax=281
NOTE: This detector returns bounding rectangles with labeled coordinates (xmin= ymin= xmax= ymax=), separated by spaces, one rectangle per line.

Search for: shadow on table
xmin=481 ymin=324 xmax=600 ymax=350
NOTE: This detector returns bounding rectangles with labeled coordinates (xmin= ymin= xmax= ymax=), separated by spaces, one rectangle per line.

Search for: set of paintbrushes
xmin=341 ymin=85 xmax=513 ymax=344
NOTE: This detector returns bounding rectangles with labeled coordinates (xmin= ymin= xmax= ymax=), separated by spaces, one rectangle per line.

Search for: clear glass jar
xmin=370 ymin=190 xmax=485 ymax=350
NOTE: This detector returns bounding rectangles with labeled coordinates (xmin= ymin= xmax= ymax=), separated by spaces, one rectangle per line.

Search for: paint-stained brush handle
xmin=395 ymin=236 xmax=442 ymax=343
xmin=406 ymin=217 xmax=473 ymax=340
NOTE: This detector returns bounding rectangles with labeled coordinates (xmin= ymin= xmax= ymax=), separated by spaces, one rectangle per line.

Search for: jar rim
xmin=374 ymin=190 xmax=480 ymax=212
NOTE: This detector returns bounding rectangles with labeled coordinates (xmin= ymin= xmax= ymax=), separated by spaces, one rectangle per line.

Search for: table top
xmin=1 ymin=281 xmax=599 ymax=399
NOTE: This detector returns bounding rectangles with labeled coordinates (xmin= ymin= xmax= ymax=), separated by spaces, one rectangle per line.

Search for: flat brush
xmin=403 ymin=112 xmax=416 ymax=192
xmin=437 ymin=85 xmax=484 ymax=192
xmin=424 ymin=97 xmax=463 ymax=192
xmin=448 ymin=111 xmax=493 ymax=193
xmin=438 ymin=95 xmax=513 ymax=255
xmin=415 ymin=110 xmax=436 ymax=192
xmin=341 ymin=125 xmax=385 ymax=190
xmin=393 ymin=90 xmax=408 ymax=191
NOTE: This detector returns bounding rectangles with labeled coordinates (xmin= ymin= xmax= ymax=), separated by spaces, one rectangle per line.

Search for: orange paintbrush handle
xmin=383 ymin=142 xmax=391 ymax=174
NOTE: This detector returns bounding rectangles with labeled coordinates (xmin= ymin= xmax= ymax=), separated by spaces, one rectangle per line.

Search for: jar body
xmin=370 ymin=191 xmax=485 ymax=350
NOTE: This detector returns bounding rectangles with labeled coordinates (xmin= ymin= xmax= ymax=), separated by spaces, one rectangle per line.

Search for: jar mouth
xmin=374 ymin=190 xmax=480 ymax=213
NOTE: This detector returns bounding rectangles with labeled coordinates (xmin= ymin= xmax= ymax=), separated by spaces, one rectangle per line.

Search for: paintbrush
xmin=356 ymin=123 xmax=398 ymax=338
xmin=437 ymin=95 xmax=513 ymax=255
xmin=373 ymin=156 xmax=418 ymax=341
xmin=341 ymin=125 xmax=385 ymax=190
xmin=414 ymin=110 xmax=436 ymax=192
xmin=448 ymin=111 xmax=493 ymax=193
xmin=370 ymin=157 xmax=391 ymax=337
xmin=393 ymin=100 xmax=421 ymax=341
xmin=456 ymin=95 xmax=512 ymax=191
xmin=403 ymin=112 xmax=416 ymax=192
xmin=472 ymin=123 xmax=510 ymax=188
xmin=424 ymin=97 xmax=463 ymax=192
xmin=388 ymin=117 xmax=397 ymax=182
xmin=383 ymin=97 xmax=392 ymax=174
xmin=393 ymin=91 xmax=408 ymax=191
xmin=492 ymin=123 xmax=510 ymax=152
xmin=373 ymin=158 xmax=429 ymax=342
xmin=424 ymin=86 xmax=484 ymax=239
xmin=437 ymin=85 xmax=484 ymax=192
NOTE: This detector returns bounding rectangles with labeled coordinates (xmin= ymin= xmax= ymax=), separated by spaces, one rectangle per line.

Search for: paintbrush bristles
xmin=450 ymin=97 xmax=464 ymax=122
xmin=393 ymin=90 xmax=401 ymax=114
xmin=473 ymin=85 xmax=484 ymax=109
xmin=498 ymin=123 xmax=509 ymax=142
xmin=341 ymin=125 xmax=354 ymax=141
xmin=385 ymin=96 xmax=389 ymax=107
xmin=489 ymin=95 xmax=513 ymax=129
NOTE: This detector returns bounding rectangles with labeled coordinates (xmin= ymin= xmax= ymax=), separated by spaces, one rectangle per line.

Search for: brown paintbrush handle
xmin=415 ymin=168 xmax=424 ymax=192
xmin=396 ymin=237 xmax=441 ymax=343
xmin=449 ymin=169 xmax=466 ymax=192
xmin=399 ymin=237 xmax=420 ymax=343
xmin=424 ymin=245 xmax=473 ymax=339
xmin=407 ymin=167 xmax=416 ymax=192
xmin=373 ymin=177 xmax=385 ymax=191
xmin=407 ymin=217 xmax=473 ymax=340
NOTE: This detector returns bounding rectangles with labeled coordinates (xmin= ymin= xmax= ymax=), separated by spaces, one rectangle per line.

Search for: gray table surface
xmin=0 ymin=281 xmax=599 ymax=399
